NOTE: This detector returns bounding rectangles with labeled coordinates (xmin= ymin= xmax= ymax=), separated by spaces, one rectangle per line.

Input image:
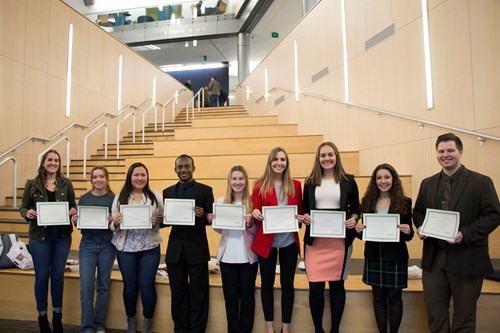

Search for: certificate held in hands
xmin=36 ymin=202 xmax=70 ymax=226
xmin=164 ymin=199 xmax=195 ymax=226
xmin=362 ymin=214 xmax=400 ymax=242
xmin=419 ymin=208 xmax=459 ymax=241
xmin=310 ymin=210 xmax=346 ymax=238
xmin=77 ymin=206 xmax=109 ymax=229
xmin=262 ymin=205 xmax=298 ymax=234
xmin=120 ymin=205 xmax=152 ymax=229
xmin=212 ymin=204 xmax=245 ymax=230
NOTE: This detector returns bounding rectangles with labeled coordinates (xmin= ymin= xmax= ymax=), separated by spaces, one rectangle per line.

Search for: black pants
xmin=167 ymin=254 xmax=209 ymax=333
xmin=258 ymin=242 xmax=299 ymax=323
xmin=309 ymin=280 xmax=346 ymax=333
xmin=220 ymin=261 xmax=258 ymax=333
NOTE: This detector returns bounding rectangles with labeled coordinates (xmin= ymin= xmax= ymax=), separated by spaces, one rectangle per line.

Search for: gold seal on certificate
xmin=310 ymin=210 xmax=346 ymax=238
xmin=262 ymin=205 xmax=298 ymax=234
xmin=164 ymin=199 xmax=196 ymax=226
xmin=419 ymin=208 xmax=459 ymax=241
xmin=362 ymin=214 xmax=400 ymax=242
xmin=36 ymin=202 xmax=70 ymax=226
xmin=212 ymin=204 xmax=245 ymax=230
xmin=77 ymin=206 xmax=109 ymax=229
xmin=120 ymin=205 xmax=152 ymax=229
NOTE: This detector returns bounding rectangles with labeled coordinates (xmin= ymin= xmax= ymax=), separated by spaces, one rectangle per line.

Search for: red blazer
xmin=251 ymin=179 xmax=302 ymax=258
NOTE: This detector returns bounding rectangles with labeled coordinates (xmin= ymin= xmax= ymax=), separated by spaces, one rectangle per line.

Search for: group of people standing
xmin=20 ymin=132 xmax=499 ymax=333
xmin=184 ymin=76 xmax=227 ymax=107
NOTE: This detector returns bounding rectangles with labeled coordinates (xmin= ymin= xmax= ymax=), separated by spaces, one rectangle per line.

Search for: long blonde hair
xmin=256 ymin=147 xmax=295 ymax=201
xmin=223 ymin=165 xmax=252 ymax=212
xmin=305 ymin=142 xmax=347 ymax=186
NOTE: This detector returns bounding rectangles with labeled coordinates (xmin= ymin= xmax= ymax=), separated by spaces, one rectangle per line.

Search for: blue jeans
xmin=209 ymin=94 xmax=219 ymax=107
xmin=29 ymin=227 xmax=72 ymax=314
xmin=116 ymin=246 xmax=160 ymax=319
xmin=79 ymin=233 xmax=116 ymax=333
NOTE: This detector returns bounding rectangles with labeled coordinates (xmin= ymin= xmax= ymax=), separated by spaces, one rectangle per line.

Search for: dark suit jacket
xmin=302 ymin=174 xmax=360 ymax=251
xmin=413 ymin=166 xmax=500 ymax=276
xmin=163 ymin=180 xmax=214 ymax=264
xmin=359 ymin=197 xmax=414 ymax=261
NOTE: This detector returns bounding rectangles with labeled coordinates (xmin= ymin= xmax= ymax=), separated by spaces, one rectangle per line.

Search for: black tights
xmin=309 ymin=280 xmax=346 ymax=333
xmin=372 ymin=286 xmax=403 ymax=333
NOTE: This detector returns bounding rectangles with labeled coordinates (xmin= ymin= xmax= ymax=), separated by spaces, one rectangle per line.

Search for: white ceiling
xmin=65 ymin=0 xmax=306 ymax=87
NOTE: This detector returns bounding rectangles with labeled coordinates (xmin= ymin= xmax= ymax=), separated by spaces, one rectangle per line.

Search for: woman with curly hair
xmin=355 ymin=163 xmax=414 ymax=333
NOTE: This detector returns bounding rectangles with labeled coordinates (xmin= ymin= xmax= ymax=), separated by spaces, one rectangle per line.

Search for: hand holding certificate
xmin=212 ymin=204 xmax=245 ymax=230
xmin=36 ymin=202 xmax=70 ymax=226
xmin=419 ymin=208 xmax=459 ymax=241
xmin=310 ymin=210 xmax=346 ymax=238
xmin=77 ymin=206 xmax=109 ymax=229
xmin=164 ymin=199 xmax=195 ymax=226
xmin=362 ymin=214 xmax=400 ymax=242
xmin=262 ymin=206 xmax=298 ymax=234
xmin=120 ymin=205 xmax=152 ymax=229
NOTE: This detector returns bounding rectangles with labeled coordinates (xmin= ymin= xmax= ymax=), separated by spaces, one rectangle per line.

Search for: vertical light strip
xmin=264 ymin=68 xmax=269 ymax=102
xmin=294 ymin=40 xmax=299 ymax=102
xmin=421 ymin=0 xmax=434 ymax=109
xmin=65 ymin=23 xmax=74 ymax=118
xmin=340 ymin=0 xmax=349 ymax=103
xmin=117 ymin=54 xmax=123 ymax=112
xmin=246 ymin=86 xmax=250 ymax=101
xmin=175 ymin=90 xmax=178 ymax=104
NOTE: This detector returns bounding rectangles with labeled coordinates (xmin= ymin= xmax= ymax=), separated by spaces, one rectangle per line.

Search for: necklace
xmin=378 ymin=197 xmax=390 ymax=207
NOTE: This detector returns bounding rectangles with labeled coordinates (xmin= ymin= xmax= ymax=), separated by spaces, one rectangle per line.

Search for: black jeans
xmin=220 ymin=261 xmax=258 ymax=333
xmin=258 ymin=242 xmax=299 ymax=323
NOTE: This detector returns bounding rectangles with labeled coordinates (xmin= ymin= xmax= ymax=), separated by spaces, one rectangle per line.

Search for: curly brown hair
xmin=361 ymin=163 xmax=407 ymax=216
xmin=31 ymin=150 xmax=63 ymax=196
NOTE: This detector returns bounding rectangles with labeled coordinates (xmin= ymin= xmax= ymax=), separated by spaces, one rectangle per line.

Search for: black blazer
xmin=413 ymin=166 xmax=500 ymax=276
xmin=163 ymin=181 xmax=214 ymax=264
xmin=302 ymin=174 xmax=360 ymax=250
xmin=360 ymin=197 xmax=414 ymax=261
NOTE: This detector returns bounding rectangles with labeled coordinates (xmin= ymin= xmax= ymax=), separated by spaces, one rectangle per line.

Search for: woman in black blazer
xmin=355 ymin=163 xmax=413 ymax=333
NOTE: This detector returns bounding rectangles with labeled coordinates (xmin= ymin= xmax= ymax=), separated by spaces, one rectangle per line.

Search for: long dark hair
xmin=361 ymin=163 xmax=407 ymax=215
xmin=31 ymin=149 xmax=63 ymax=195
xmin=118 ymin=162 xmax=158 ymax=207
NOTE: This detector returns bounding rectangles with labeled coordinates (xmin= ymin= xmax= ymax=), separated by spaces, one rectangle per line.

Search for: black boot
xmin=52 ymin=312 xmax=63 ymax=333
xmin=38 ymin=315 xmax=52 ymax=333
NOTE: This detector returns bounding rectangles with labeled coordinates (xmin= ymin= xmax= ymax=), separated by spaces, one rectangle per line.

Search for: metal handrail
xmin=241 ymin=84 xmax=500 ymax=143
xmin=0 ymin=157 xmax=17 ymax=208
xmin=162 ymin=97 xmax=176 ymax=130
xmin=141 ymin=102 xmax=157 ymax=143
xmin=83 ymin=123 xmax=108 ymax=180
xmin=0 ymin=103 xmax=140 ymax=161
xmin=37 ymin=136 xmax=71 ymax=178
xmin=116 ymin=112 xmax=136 ymax=159
xmin=185 ymin=87 xmax=203 ymax=122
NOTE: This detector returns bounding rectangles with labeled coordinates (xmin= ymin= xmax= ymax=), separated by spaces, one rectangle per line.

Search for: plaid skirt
xmin=362 ymin=258 xmax=408 ymax=288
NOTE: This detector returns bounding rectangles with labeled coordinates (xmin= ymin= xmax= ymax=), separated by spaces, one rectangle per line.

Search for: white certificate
xmin=420 ymin=208 xmax=459 ymax=241
xmin=36 ymin=202 xmax=70 ymax=226
xmin=262 ymin=206 xmax=298 ymax=234
xmin=362 ymin=214 xmax=400 ymax=242
xmin=77 ymin=206 xmax=109 ymax=229
xmin=120 ymin=205 xmax=151 ymax=229
xmin=212 ymin=204 xmax=245 ymax=230
xmin=164 ymin=199 xmax=195 ymax=226
xmin=310 ymin=210 xmax=346 ymax=238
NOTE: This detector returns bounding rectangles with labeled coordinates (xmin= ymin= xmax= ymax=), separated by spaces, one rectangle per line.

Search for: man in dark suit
xmin=163 ymin=154 xmax=214 ymax=333
xmin=414 ymin=133 xmax=499 ymax=333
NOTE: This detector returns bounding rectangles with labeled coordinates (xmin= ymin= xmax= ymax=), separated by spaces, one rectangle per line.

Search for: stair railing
xmin=141 ymin=101 xmax=157 ymax=143
xmin=116 ymin=112 xmax=136 ymax=159
xmin=82 ymin=124 xmax=108 ymax=179
xmin=162 ymin=96 xmax=176 ymax=130
xmin=0 ymin=157 xmax=17 ymax=208
xmin=185 ymin=87 xmax=204 ymax=122
xmin=239 ymin=84 xmax=500 ymax=144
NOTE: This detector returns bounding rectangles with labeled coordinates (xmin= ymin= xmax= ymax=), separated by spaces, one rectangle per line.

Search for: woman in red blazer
xmin=251 ymin=147 xmax=302 ymax=333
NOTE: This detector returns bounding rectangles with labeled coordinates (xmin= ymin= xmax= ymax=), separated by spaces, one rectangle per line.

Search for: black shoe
xmin=52 ymin=312 xmax=63 ymax=333
xmin=38 ymin=315 xmax=52 ymax=333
